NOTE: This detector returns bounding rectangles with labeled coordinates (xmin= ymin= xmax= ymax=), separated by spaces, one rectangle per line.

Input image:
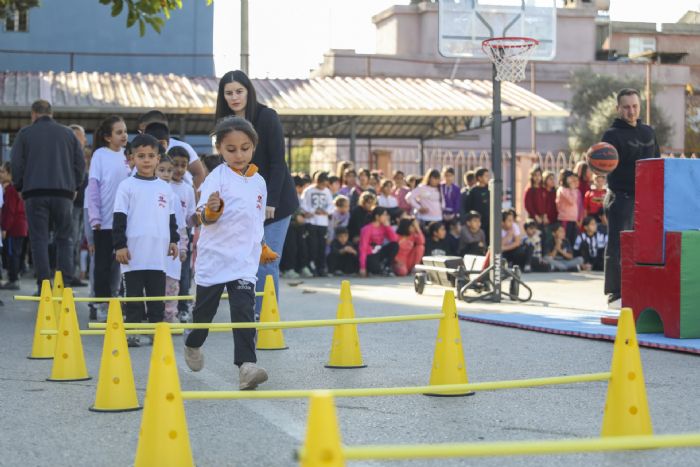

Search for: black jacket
xmin=251 ymin=104 xmax=299 ymax=224
xmin=10 ymin=116 xmax=86 ymax=199
xmin=601 ymin=118 xmax=659 ymax=194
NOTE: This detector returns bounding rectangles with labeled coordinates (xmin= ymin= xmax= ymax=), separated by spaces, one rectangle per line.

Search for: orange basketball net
xmin=482 ymin=37 xmax=539 ymax=83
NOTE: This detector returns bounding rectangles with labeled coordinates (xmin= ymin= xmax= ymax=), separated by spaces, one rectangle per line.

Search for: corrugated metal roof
xmin=0 ymin=71 xmax=567 ymax=138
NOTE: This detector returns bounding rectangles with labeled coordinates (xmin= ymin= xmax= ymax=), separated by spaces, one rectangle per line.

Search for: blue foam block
xmin=663 ymin=159 xmax=700 ymax=233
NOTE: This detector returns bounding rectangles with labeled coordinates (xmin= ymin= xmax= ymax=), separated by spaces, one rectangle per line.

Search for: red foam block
xmin=633 ymin=159 xmax=665 ymax=264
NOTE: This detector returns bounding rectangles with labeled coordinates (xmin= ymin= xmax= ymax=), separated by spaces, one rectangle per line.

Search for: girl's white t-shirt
xmin=300 ymin=186 xmax=332 ymax=227
xmin=195 ymin=165 xmax=267 ymax=287
xmin=113 ymin=176 xmax=176 ymax=273
xmin=170 ymin=180 xmax=196 ymax=231
xmin=89 ymin=147 xmax=131 ymax=229
xmin=378 ymin=194 xmax=399 ymax=209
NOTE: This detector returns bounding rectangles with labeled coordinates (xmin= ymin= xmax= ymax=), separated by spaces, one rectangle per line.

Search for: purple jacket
xmin=440 ymin=183 xmax=461 ymax=217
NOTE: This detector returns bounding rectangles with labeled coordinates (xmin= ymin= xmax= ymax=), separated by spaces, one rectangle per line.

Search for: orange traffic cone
xmin=90 ymin=299 xmax=141 ymax=412
xmin=28 ymin=280 xmax=57 ymax=359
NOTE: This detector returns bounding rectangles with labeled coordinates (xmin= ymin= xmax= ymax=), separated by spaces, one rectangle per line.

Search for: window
xmin=536 ymin=100 xmax=567 ymax=134
xmin=5 ymin=9 xmax=28 ymax=32
xmin=628 ymin=36 xmax=656 ymax=58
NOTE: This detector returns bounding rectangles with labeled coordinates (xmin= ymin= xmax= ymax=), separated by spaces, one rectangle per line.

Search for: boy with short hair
xmin=584 ymin=174 xmax=607 ymax=219
xmin=459 ymin=211 xmax=486 ymax=256
xmin=462 ymin=167 xmax=490 ymax=241
xmin=113 ymin=134 xmax=179 ymax=346
xmin=144 ymin=122 xmax=170 ymax=153
xmin=301 ymin=171 xmax=333 ymax=276
xmin=523 ymin=219 xmax=552 ymax=272
xmin=574 ymin=216 xmax=607 ymax=271
xmin=328 ymin=195 xmax=351 ymax=245
xmin=168 ymin=146 xmax=197 ymax=322
xmin=328 ymin=175 xmax=341 ymax=197
xmin=326 ymin=227 xmax=359 ymax=275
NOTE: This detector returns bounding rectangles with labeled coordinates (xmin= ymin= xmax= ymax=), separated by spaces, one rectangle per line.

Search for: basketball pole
xmin=490 ymin=64 xmax=503 ymax=303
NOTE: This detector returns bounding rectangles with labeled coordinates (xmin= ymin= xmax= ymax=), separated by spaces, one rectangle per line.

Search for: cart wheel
xmin=414 ymin=273 xmax=427 ymax=295
xmin=455 ymin=277 xmax=468 ymax=301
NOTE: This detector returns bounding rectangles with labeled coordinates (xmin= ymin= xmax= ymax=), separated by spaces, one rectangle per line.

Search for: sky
xmin=213 ymin=0 xmax=700 ymax=78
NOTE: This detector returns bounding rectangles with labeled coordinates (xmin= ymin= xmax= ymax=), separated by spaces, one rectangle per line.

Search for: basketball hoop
xmin=482 ymin=37 xmax=539 ymax=83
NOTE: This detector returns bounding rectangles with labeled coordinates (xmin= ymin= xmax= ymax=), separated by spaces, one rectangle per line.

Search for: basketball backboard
xmin=438 ymin=0 xmax=557 ymax=61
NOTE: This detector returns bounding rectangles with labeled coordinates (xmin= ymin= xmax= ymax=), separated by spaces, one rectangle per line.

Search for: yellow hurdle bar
xmin=40 ymin=329 xmax=184 ymax=336
xmin=181 ymin=372 xmax=611 ymax=400
xmin=89 ymin=313 xmax=445 ymax=330
xmin=338 ymin=433 xmax=700 ymax=460
xmin=14 ymin=292 xmax=262 ymax=302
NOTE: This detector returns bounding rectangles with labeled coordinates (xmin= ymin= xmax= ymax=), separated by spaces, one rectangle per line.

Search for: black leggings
xmin=185 ymin=280 xmax=256 ymax=366
xmin=93 ymin=229 xmax=117 ymax=298
xmin=123 ymin=270 xmax=165 ymax=323
xmin=366 ymin=242 xmax=399 ymax=274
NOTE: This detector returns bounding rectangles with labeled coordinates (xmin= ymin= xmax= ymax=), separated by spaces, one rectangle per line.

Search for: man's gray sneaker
xmin=184 ymin=346 xmax=204 ymax=372
xmin=239 ymin=362 xmax=268 ymax=390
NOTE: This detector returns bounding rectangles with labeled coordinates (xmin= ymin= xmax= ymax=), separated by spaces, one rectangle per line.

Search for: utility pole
xmin=240 ymin=0 xmax=249 ymax=74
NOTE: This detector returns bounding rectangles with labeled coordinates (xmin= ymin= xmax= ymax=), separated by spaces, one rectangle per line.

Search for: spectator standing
xmin=393 ymin=170 xmax=411 ymax=212
xmin=406 ymin=169 xmax=444 ymax=224
xmin=542 ymin=170 xmax=558 ymax=227
xmin=459 ymin=171 xmax=475 ymax=220
xmin=523 ymin=165 xmax=547 ymax=228
xmin=0 ymin=162 xmax=28 ymax=289
xmin=584 ymin=174 xmax=607 ymax=220
xmin=575 ymin=161 xmax=592 ymax=202
xmin=68 ymin=124 xmax=90 ymax=287
xmin=301 ymin=171 xmax=333 ymax=276
xmin=440 ymin=166 xmax=460 ymax=221
xmin=215 ymin=70 xmax=299 ymax=317
xmin=556 ymin=169 xmax=580 ymax=246
xmin=463 ymin=167 xmax=491 ymax=243
xmin=338 ymin=168 xmax=361 ymax=209
xmin=327 ymin=195 xmax=351 ymax=247
xmin=10 ymin=100 xmax=85 ymax=294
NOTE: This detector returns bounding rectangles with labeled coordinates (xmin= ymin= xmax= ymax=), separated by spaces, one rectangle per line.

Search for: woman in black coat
xmin=215 ymin=70 xmax=298 ymax=316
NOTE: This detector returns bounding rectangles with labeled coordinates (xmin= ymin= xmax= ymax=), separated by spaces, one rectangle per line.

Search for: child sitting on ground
xmin=523 ymin=219 xmax=551 ymax=272
xmin=424 ymin=221 xmax=452 ymax=257
xmin=501 ymin=209 xmax=528 ymax=270
xmin=112 ymin=134 xmax=179 ymax=346
xmin=326 ymin=227 xmax=359 ymax=275
xmin=184 ymin=116 xmax=269 ymax=390
xmin=393 ymin=217 xmax=425 ymax=276
xmin=459 ymin=211 xmax=486 ymax=256
xmin=543 ymin=222 xmax=584 ymax=272
xmin=328 ymin=195 xmax=350 ymax=247
xmin=574 ymin=216 xmax=607 ymax=271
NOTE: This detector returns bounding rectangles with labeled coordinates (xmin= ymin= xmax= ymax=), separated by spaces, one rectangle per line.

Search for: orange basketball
xmin=586 ymin=142 xmax=619 ymax=176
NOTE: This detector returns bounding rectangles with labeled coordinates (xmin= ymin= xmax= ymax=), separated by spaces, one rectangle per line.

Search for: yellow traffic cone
xmin=52 ymin=270 xmax=64 ymax=326
xmin=28 ymin=280 xmax=57 ymax=360
xmin=601 ymin=307 xmax=653 ymax=437
xmin=90 ymin=299 xmax=141 ymax=412
xmin=257 ymin=274 xmax=288 ymax=350
xmin=326 ymin=281 xmax=365 ymax=369
xmin=48 ymin=288 xmax=90 ymax=382
xmin=134 ymin=324 xmax=194 ymax=467
xmin=424 ymin=290 xmax=473 ymax=397
xmin=300 ymin=391 xmax=345 ymax=467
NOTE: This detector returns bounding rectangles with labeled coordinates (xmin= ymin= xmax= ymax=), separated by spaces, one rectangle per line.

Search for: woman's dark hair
xmin=396 ymin=218 xmax=414 ymax=236
xmin=167 ymin=146 xmax=190 ymax=161
xmin=428 ymin=221 xmax=444 ymax=237
xmin=212 ymin=116 xmax=259 ymax=148
xmin=421 ymin=168 xmax=441 ymax=186
xmin=370 ymin=206 xmax=388 ymax=221
xmin=215 ymin=70 xmax=258 ymax=122
xmin=93 ymin=115 xmax=125 ymax=151
xmin=560 ymin=169 xmax=575 ymax=188
xmin=358 ymin=168 xmax=371 ymax=179
xmin=337 ymin=160 xmax=353 ymax=179
xmin=575 ymin=161 xmax=590 ymax=183
xmin=528 ymin=164 xmax=542 ymax=188
xmin=342 ymin=168 xmax=357 ymax=185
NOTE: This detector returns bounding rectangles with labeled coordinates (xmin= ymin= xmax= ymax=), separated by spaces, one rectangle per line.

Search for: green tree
xmin=0 ymin=0 xmax=211 ymax=36
xmin=290 ymin=139 xmax=313 ymax=174
xmin=567 ymin=69 xmax=672 ymax=152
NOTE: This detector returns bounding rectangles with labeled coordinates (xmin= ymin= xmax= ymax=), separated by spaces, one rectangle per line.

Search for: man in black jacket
xmin=463 ymin=167 xmax=491 ymax=246
xmin=601 ymin=88 xmax=659 ymax=308
xmin=11 ymin=100 xmax=85 ymax=293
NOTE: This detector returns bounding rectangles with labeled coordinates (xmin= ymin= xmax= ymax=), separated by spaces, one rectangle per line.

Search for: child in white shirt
xmin=184 ymin=116 xmax=269 ymax=391
xmin=300 ymin=171 xmax=333 ymax=276
xmin=112 ymin=134 xmax=179 ymax=346
xmin=155 ymin=155 xmax=189 ymax=323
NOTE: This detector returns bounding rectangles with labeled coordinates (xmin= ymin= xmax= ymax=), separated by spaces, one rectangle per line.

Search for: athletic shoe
xmin=178 ymin=308 xmax=192 ymax=323
xmin=69 ymin=278 xmax=88 ymax=287
xmin=281 ymin=270 xmax=300 ymax=279
xmin=184 ymin=346 xmax=204 ymax=372
xmin=239 ymin=362 xmax=268 ymax=390
xmin=88 ymin=304 xmax=97 ymax=321
xmin=95 ymin=304 xmax=108 ymax=322
xmin=0 ymin=281 xmax=20 ymax=290
xmin=300 ymin=267 xmax=313 ymax=278
xmin=127 ymin=336 xmax=141 ymax=347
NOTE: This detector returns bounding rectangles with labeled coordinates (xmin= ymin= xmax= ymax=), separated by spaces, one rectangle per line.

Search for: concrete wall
xmin=0 ymin=0 xmax=213 ymax=75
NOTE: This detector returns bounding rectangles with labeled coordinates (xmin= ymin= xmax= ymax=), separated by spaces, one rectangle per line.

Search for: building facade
xmin=0 ymin=1 xmax=214 ymax=76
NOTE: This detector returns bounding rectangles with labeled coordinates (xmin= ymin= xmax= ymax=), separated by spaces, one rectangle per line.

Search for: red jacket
xmin=523 ymin=186 xmax=548 ymax=219
xmin=544 ymin=188 xmax=558 ymax=225
xmin=2 ymin=185 xmax=28 ymax=237
xmin=584 ymin=188 xmax=606 ymax=217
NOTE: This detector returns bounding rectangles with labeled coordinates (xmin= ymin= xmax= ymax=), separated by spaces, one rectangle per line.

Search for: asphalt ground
xmin=1 ymin=272 xmax=699 ymax=467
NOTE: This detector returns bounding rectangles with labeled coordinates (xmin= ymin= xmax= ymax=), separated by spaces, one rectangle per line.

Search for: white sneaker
xmin=239 ymin=362 xmax=268 ymax=390
xmin=95 ymin=304 xmax=108 ymax=322
xmin=300 ymin=267 xmax=313 ymax=278
xmin=282 ymin=270 xmax=300 ymax=279
xmin=184 ymin=346 xmax=204 ymax=372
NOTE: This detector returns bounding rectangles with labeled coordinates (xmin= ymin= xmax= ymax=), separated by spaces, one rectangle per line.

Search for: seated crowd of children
xmin=279 ymin=161 xmax=609 ymax=279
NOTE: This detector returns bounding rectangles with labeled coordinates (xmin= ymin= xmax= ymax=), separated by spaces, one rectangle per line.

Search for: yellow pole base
xmin=48 ymin=288 xmax=91 ymax=382
xmin=257 ymin=275 xmax=289 ymax=350
xmin=425 ymin=291 xmax=472 ymax=397
xmin=90 ymin=299 xmax=141 ymax=413
xmin=325 ymin=281 xmax=366 ymax=369
xmin=28 ymin=280 xmax=57 ymax=360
